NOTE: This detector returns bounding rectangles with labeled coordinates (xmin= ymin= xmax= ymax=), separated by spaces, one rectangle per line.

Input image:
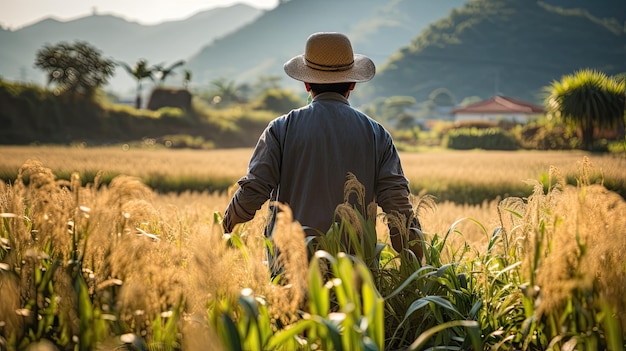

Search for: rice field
xmin=2 ymin=146 xmax=623 ymax=189
xmin=1 ymin=146 xmax=625 ymax=350
xmin=1 ymin=145 xmax=623 ymax=249
xmin=0 ymin=146 xmax=251 ymax=190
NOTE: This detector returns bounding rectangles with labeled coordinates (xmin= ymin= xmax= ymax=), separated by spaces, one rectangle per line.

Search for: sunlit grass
xmin=1 ymin=155 xmax=624 ymax=350
xmin=0 ymin=146 xmax=250 ymax=189
xmin=400 ymin=150 xmax=625 ymax=201
xmin=1 ymin=146 xmax=624 ymax=202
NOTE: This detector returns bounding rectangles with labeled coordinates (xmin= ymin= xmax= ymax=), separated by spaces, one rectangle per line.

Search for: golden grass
xmin=400 ymin=149 xmax=625 ymax=194
xmin=2 ymin=151 xmax=625 ymax=348
xmin=1 ymin=147 xmax=623 ymax=189
xmin=1 ymin=146 xmax=623 ymax=254
xmin=520 ymin=160 xmax=626 ymax=321
xmin=0 ymin=145 xmax=251 ymax=182
xmin=0 ymin=160 xmax=276 ymax=344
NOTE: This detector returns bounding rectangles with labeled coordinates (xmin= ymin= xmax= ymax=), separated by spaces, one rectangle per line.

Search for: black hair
xmin=308 ymin=82 xmax=353 ymax=95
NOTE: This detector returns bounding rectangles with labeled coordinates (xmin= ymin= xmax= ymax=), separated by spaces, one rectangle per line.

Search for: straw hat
xmin=283 ymin=32 xmax=375 ymax=84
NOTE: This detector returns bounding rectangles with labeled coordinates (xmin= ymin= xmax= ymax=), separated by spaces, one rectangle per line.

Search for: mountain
xmin=361 ymin=0 xmax=626 ymax=105
xmin=541 ymin=0 xmax=625 ymax=21
xmin=0 ymin=4 xmax=263 ymax=96
xmin=185 ymin=0 xmax=469 ymax=91
xmin=2 ymin=0 xmax=622 ymax=107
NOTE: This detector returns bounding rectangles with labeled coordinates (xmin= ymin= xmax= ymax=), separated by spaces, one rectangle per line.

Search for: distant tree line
xmin=35 ymin=41 xmax=190 ymax=109
xmin=29 ymin=40 xmax=626 ymax=152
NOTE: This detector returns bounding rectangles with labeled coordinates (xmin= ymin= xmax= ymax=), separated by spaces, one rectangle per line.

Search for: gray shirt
xmin=223 ymin=92 xmax=414 ymax=236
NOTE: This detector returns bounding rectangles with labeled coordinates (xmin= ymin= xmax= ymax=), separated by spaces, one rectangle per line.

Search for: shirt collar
xmin=312 ymin=92 xmax=350 ymax=106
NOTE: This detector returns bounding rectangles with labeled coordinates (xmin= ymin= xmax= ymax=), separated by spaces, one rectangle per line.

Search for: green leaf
xmin=320 ymin=317 xmax=344 ymax=351
xmin=408 ymin=320 xmax=481 ymax=351
xmin=308 ymin=255 xmax=330 ymax=317
xmin=384 ymin=265 xmax=438 ymax=300
xmin=266 ymin=320 xmax=314 ymax=349
xmin=219 ymin=313 xmax=243 ymax=351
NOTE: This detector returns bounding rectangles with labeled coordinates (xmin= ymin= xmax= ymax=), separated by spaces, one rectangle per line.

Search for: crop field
xmin=2 ymin=146 xmax=623 ymax=183
xmin=1 ymin=146 xmax=625 ymax=350
xmin=1 ymin=145 xmax=624 ymax=245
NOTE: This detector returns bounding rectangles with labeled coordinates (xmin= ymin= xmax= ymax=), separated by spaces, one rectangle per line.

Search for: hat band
xmin=305 ymin=58 xmax=354 ymax=72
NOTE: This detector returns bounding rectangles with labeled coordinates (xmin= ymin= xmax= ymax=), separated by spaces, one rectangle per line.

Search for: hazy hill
xmin=2 ymin=0 xmax=623 ymax=107
xmin=361 ymin=0 xmax=626 ymax=105
xmin=0 ymin=4 xmax=263 ymax=96
xmin=185 ymin=0 xmax=468 ymax=91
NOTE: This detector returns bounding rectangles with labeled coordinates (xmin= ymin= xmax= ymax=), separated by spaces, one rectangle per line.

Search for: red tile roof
xmin=451 ymin=96 xmax=545 ymax=114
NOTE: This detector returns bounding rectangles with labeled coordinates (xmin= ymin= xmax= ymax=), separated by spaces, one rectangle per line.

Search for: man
xmin=222 ymin=32 xmax=422 ymax=262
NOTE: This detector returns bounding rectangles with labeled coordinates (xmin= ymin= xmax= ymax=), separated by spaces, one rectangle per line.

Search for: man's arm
xmin=223 ymin=181 xmax=271 ymax=232
xmin=222 ymin=121 xmax=283 ymax=232
xmin=375 ymin=134 xmax=424 ymax=261
xmin=389 ymin=215 xmax=424 ymax=262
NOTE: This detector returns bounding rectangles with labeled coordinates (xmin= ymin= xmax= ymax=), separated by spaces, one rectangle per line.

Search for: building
xmin=451 ymin=95 xmax=545 ymax=123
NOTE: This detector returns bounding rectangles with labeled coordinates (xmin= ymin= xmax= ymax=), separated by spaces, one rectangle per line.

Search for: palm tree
xmin=118 ymin=58 xmax=154 ymax=109
xmin=544 ymin=69 xmax=625 ymax=150
xmin=153 ymin=60 xmax=186 ymax=86
xmin=210 ymin=78 xmax=242 ymax=106
xmin=182 ymin=70 xmax=192 ymax=89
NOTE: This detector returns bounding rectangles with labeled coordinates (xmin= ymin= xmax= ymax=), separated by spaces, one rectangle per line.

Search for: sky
xmin=0 ymin=0 xmax=279 ymax=30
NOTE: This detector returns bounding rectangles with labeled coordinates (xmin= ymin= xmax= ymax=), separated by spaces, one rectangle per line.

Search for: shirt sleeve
xmin=375 ymin=131 xmax=413 ymax=216
xmin=222 ymin=119 xmax=283 ymax=232
xmin=375 ymin=132 xmax=423 ymax=259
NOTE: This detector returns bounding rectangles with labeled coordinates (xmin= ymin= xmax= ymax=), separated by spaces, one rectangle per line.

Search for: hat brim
xmin=283 ymin=54 xmax=375 ymax=83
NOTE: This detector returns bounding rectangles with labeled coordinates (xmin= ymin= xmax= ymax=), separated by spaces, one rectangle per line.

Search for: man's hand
xmin=390 ymin=227 xmax=424 ymax=262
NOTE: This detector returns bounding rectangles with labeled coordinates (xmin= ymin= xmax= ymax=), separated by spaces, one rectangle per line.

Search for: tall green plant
xmin=544 ymin=69 xmax=626 ymax=150
xmin=382 ymin=227 xmax=483 ymax=350
xmin=206 ymin=250 xmax=385 ymax=351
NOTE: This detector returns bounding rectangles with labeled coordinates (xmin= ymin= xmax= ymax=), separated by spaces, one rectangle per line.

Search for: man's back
xmin=240 ymin=92 xmax=412 ymax=236
xmin=223 ymin=32 xmax=417 ymax=255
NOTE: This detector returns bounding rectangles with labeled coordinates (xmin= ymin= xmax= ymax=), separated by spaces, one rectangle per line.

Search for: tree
xmin=544 ymin=69 xmax=625 ymax=150
xmin=381 ymin=96 xmax=417 ymax=127
xmin=118 ymin=58 xmax=155 ymax=109
xmin=253 ymin=75 xmax=283 ymax=92
xmin=429 ymin=88 xmax=456 ymax=107
xmin=209 ymin=78 xmax=242 ymax=106
xmin=153 ymin=60 xmax=186 ymax=86
xmin=254 ymin=88 xmax=302 ymax=113
xmin=182 ymin=70 xmax=192 ymax=89
xmin=34 ymin=41 xmax=115 ymax=97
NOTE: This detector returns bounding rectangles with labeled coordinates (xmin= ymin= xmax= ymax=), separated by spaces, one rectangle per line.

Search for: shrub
xmin=443 ymin=127 xmax=519 ymax=150
xmin=158 ymin=134 xmax=214 ymax=149
xmin=157 ymin=107 xmax=186 ymax=119
xmin=252 ymin=88 xmax=303 ymax=114
xmin=512 ymin=119 xmax=578 ymax=150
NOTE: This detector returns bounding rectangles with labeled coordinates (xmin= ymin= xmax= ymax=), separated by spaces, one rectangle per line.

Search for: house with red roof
xmin=451 ymin=95 xmax=545 ymax=123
